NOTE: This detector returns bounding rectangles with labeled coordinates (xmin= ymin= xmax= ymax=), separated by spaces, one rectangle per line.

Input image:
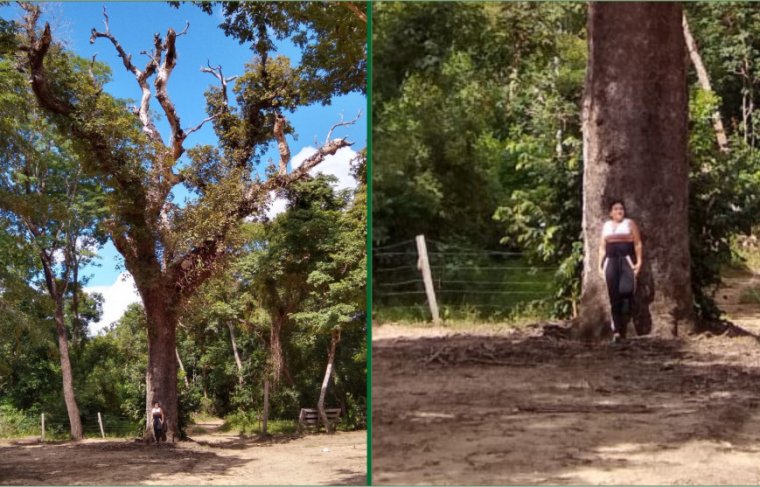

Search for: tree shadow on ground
xmin=189 ymin=433 xmax=301 ymax=450
xmin=326 ymin=468 xmax=367 ymax=485
xmin=0 ymin=439 xmax=251 ymax=485
xmin=372 ymin=331 xmax=760 ymax=485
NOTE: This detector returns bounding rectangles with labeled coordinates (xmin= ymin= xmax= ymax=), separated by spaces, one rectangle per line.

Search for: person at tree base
xmin=598 ymin=200 xmax=643 ymax=342
xmin=151 ymin=401 xmax=165 ymax=444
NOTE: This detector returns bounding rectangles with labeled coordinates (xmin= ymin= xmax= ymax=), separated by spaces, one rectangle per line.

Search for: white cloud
xmin=265 ymin=195 xmax=288 ymax=220
xmin=292 ymin=146 xmax=357 ymax=191
xmin=85 ymin=272 xmax=141 ymax=335
xmin=266 ymin=146 xmax=358 ymax=219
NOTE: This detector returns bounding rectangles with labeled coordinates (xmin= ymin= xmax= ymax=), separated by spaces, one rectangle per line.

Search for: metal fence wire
xmin=373 ymin=237 xmax=557 ymax=320
xmin=38 ymin=413 xmax=143 ymax=439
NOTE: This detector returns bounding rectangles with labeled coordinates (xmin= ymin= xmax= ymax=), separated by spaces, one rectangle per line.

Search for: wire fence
xmin=373 ymin=237 xmax=558 ymax=321
xmin=35 ymin=412 xmax=143 ymax=440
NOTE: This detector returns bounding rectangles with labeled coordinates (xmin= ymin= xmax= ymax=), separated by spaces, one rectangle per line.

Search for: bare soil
xmin=0 ymin=420 xmax=366 ymax=485
xmin=372 ymin=273 xmax=760 ymax=485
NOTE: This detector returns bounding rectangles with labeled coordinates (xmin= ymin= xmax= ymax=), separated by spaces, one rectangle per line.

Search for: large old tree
xmin=19 ymin=3 xmax=364 ymax=440
xmin=578 ymin=2 xmax=694 ymax=339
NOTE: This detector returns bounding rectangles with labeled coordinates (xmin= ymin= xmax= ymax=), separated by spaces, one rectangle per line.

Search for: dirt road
xmin=372 ymin=274 xmax=760 ymax=485
xmin=0 ymin=421 xmax=366 ymax=485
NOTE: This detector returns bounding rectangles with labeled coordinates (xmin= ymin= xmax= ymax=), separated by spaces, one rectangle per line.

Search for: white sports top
xmin=602 ymin=218 xmax=632 ymax=238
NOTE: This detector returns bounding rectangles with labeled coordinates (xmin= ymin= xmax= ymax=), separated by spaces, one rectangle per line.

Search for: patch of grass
xmin=374 ymin=252 xmax=557 ymax=323
xmin=728 ymin=239 xmax=760 ymax=274
xmin=222 ymin=410 xmax=299 ymax=436
xmin=374 ymin=299 xmax=553 ymax=329
xmin=190 ymin=412 xmax=219 ymax=424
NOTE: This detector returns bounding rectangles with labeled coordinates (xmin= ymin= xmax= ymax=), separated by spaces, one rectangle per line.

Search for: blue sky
xmin=2 ymin=3 xmax=366 ymax=330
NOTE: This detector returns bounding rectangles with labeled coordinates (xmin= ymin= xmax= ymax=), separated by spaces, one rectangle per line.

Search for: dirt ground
xmin=0 ymin=421 xmax=366 ymax=485
xmin=372 ymin=273 xmax=760 ymax=485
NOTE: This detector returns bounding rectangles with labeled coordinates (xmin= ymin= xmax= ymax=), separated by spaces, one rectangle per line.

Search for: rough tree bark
xmin=20 ymin=4 xmax=355 ymax=441
xmin=318 ymin=328 xmax=341 ymax=434
xmin=578 ymin=2 xmax=694 ymax=340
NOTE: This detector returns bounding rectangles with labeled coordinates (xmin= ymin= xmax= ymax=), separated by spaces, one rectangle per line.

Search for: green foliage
xmin=373 ymin=2 xmax=586 ymax=319
xmin=222 ymin=411 xmax=298 ymax=436
xmin=375 ymin=2 xmax=760 ymax=324
xmin=188 ymin=2 xmax=366 ymax=99
xmin=166 ymin=174 xmax=366 ymax=430
xmin=0 ymin=403 xmax=38 ymax=438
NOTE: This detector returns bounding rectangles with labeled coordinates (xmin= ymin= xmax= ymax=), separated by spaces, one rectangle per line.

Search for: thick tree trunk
xmin=141 ymin=289 xmax=180 ymax=442
xmin=53 ymin=299 xmax=83 ymax=440
xmin=227 ymin=322 xmax=244 ymax=385
xmin=318 ymin=329 xmax=341 ymax=434
xmin=579 ymin=2 xmax=694 ymax=340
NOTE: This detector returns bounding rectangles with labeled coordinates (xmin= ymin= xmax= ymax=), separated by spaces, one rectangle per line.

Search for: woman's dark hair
xmin=608 ymin=199 xmax=625 ymax=212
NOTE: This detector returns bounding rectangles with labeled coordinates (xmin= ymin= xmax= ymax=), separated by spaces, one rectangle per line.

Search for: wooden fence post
xmin=262 ymin=377 xmax=270 ymax=436
xmin=98 ymin=412 xmax=105 ymax=439
xmin=416 ymin=234 xmax=441 ymax=325
xmin=41 ymin=413 xmax=45 ymax=442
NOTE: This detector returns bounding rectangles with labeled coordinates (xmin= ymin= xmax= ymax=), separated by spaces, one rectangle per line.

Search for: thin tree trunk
xmin=53 ymin=298 xmax=83 ymax=440
xmin=40 ymin=256 xmax=83 ymax=440
xmin=270 ymin=314 xmax=285 ymax=385
xmin=176 ymin=347 xmax=189 ymax=388
xmin=682 ymin=13 xmax=729 ymax=152
xmin=227 ymin=322 xmax=244 ymax=385
xmin=579 ymin=2 xmax=694 ymax=339
xmin=318 ymin=329 xmax=341 ymax=434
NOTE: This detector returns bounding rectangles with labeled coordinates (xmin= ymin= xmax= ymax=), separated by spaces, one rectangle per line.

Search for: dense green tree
xmin=0 ymin=38 xmax=108 ymax=437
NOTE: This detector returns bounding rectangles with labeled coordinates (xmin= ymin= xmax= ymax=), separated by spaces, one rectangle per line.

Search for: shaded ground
xmin=0 ymin=420 xmax=366 ymax=485
xmin=372 ymin=273 xmax=760 ymax=485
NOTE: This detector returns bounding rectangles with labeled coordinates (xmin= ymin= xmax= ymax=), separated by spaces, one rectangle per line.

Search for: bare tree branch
xmin=325 ymin=111 xmax=362 ymax=145
xmin=89 ymin=7 xmax=138 ymax=77
xmin=90 ymin=6 xmax=161 ymax=142
xmin=154 ymin=27 xmax=186 ymax=160
xmin=177 ymin=21 xmax=190 ymax=37
xmin=201 ymin=62 xmax=237 ymax=105
xmin=184 ymin=114 xmax=218 ymax=138
xmin=101 ymin=6 xmax=110 ymax=34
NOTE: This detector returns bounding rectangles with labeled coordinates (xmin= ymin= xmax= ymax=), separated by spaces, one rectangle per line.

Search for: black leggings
xmin=153 ymin=418 xmax=162 ymax=442
xmin=604 ymin=254 xmax=636 ymax=337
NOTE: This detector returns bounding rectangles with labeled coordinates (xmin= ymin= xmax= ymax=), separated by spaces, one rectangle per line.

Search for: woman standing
xmin=598 ymin=200 xmax=643 ymax=342
xmin=151 ymin=401 xmax=165 ymax=444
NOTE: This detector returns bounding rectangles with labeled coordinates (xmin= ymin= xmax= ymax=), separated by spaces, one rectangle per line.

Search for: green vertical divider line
xmin=365 ymin=1 xmax=373 ymax=485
